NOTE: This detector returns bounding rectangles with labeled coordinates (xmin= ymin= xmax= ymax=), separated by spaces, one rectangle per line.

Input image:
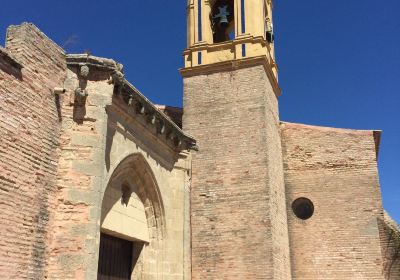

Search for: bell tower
xmin=182 ymin=1 xmax=291 ymax=279
xmin=184 ymin=0 xmax=277 ymax=77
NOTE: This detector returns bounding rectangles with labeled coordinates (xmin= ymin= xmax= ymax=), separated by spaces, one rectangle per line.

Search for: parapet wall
xmin=0 ymin=23 xmax=67 ymax=279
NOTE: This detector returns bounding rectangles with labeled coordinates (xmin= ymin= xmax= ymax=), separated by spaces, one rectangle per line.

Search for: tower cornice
xmin=180 ymin=55 xmax=281 ymax=97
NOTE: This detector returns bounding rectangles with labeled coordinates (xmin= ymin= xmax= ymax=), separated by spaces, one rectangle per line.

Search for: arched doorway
xmin=97 ymin=154 xmax=165 ymax=280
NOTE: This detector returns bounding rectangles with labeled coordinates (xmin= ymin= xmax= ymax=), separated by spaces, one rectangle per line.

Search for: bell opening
xmin=211 ymin=0 xmax=234 ymax=43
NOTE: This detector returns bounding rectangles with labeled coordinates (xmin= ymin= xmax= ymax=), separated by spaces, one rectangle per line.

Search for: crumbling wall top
xmin=0 ymin=46 xmax=23 ymax=69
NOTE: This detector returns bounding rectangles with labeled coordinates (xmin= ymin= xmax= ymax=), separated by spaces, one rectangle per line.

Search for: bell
xmin=214 ymin=5 xmax=230 ymax=28
xmin=219 ymin=15 xmax=229 ymax=27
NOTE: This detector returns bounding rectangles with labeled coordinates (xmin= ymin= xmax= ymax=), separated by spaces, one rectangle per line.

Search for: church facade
xmin=0 ymin=1 xmax=398 ymax=279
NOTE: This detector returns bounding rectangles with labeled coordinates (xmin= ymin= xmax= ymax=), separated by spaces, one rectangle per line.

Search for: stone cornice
xmin=67 ymin=54 xmax=120 ymax=72
xmin=118 ymin=81 xmax=198 ymax=152
xmin=66 ymin=54 xmax=198 ymax=153
xmin=183 ymin=35 xmax=271 ymax=53
xmin=180 ymin=55 xmax=282 ymax=97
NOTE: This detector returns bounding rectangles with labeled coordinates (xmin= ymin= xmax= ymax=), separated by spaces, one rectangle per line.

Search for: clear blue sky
xmin=1 ymin=1 xmax=399 ymax=223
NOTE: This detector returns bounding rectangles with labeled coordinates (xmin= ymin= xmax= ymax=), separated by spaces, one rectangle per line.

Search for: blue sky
xmin=1 ymin=0 xmax=399 ymax=223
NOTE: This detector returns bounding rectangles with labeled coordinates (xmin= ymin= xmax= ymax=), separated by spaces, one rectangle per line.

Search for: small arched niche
xmin=98 ymin=154 xmax=165 ymax=280
xmin=211 ymin=0 xmax=235 ymax=43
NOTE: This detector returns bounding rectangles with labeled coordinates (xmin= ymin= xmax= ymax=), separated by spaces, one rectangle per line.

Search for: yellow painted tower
xmin=183 ymin=0 xmax=278 ymax=80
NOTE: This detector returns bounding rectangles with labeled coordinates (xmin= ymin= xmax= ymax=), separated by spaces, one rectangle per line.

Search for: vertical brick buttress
xmin=183 ymin=64 xmax=291 ymax=279
xmin=0 ymin=23 xmax=66 ymax=279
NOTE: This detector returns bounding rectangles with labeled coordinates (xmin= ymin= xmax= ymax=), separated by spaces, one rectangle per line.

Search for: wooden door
xmin=97 ymin=233 xmax=133 ymax=280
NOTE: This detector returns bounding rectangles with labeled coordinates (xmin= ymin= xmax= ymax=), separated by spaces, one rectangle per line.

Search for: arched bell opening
xmin=98 ymin=154 xmax=165 ymax=280
xmin=211 ymin=0 xmax=234 ymax=43
xmin=264 ymin=1 xmax=274 ymax=44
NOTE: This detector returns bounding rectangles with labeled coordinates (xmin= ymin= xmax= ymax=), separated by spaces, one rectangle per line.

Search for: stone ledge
xmin=67 ymin=54 xmax=119 ymax=72
xmin=180 ymin=55 xmax=281 ymax=97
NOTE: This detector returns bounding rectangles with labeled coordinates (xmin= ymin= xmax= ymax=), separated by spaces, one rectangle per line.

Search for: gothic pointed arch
xmin=98 ymin=153 xmax=166 ymax=279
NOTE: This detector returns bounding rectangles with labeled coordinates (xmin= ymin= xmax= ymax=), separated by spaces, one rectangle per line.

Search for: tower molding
xmin=180 ymin=54 xmax=281 ymax=97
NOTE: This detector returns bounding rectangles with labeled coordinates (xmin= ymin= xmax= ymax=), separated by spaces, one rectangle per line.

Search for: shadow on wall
xmin=72 ymin=69 xmax=110 ymax=125
xmin=384 ymin=230 xmax=400 ymax=278
xmin=105 ymin=110 xmax=116 ymax=173
xmin=100 ymin=153 xmax=165 ymax=234
xmin=378 ymin=217 xmax=400 ymax=279
xmin=105 ymin=95 xmax=178 ymax=173
xmin=0 ymin=49 xmax=23 ymax=80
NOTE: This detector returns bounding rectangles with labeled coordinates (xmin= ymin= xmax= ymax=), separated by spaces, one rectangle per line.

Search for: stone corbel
xmin=149 ymin=115 xmax=167 ymax=136
xmin=138 ymin=104 xmax=146 ymax=115
xmin=73 ymin=64 xmax=90 ymax=106
xmin=79 ymin=64 xmax=90 ymax=78
xmin=167 ymin=132 xmax=183 ymax=149
xmin=74 ymin=87 xmax=88 ymax=105
xmin=109 ymin=63 xmax=125 ymax=95
xmin=159 ymin=122 xmax=166 ymax=135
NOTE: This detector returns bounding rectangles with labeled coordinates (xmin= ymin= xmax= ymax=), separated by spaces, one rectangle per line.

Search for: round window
xmin=292 ymin=197 xmax=314 ymax=220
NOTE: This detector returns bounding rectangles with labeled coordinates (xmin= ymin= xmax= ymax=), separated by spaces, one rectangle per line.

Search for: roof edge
xmin=66 ymin=54 xmax=197 ymax=152
xmin=122 ymin=81 xmax=198 ymax=151
xmin=280 ymin=121 xmax=381 ymax=134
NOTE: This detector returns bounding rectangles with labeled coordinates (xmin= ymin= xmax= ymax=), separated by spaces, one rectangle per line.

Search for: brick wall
xmin=183 ymin=64 xmax=291 ymax=279
xmin=379 ymin=212 xmax=400 ymax=279
xmin=0 ymin=23 xmax=66 ymax=279
xmin=281 ymin=122 xmax=385 ymax=279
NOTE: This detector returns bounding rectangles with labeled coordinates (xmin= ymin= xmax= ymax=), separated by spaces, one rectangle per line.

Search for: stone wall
xmin=104 ymin=100 xmax=192 ymax=280
xmin=0 ymin=23 xmax=66 ymax=279
xmin=46 ymin=62 xmax=192 ymax=279
xmin=281 ymin=122 xmax=385 ymax=280
xmin=183 ymin=63 xmax=291 ymax=279
xmin=46 ymin=66 xmax=114 ymax=279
